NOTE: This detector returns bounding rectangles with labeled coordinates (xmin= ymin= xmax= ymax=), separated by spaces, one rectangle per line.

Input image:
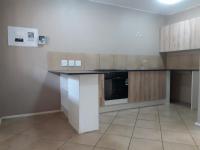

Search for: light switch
xmin=68 ymin=60 xmax=75 ymax=66
xmin=75 ymin=60 xmax=82 ymax=67
xmin=61 ymin=60 xmax=68 ymax=67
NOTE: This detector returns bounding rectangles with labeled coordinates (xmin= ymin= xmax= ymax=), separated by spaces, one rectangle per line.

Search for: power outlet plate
xmin=61 ymin=60 xmax=68 ymax=67
xmin=75 ymin=60 xmax=82 ymax=67
xmin=68 ymin=60 xmax=75 ymax=66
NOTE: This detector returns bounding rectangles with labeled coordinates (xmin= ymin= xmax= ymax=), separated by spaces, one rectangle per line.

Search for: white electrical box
xmin=8 ymin=26 xmax=39 ymax=47
xmin=75 ymin=60 xmax=82 ymax=67
xmin=68 ymin=60 xmax=75 ymax=66
xmin=61 ymin=60 xmax=68 ymax=67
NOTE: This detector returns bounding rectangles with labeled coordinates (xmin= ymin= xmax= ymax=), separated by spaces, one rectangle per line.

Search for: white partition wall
xmin=196 ymin=65 xmax=200 ymax=126
xmin=60 ymin=74 xmax=99 ymax=134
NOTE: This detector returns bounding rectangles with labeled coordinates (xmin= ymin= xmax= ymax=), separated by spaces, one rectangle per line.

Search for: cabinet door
xmin=113 ymin=55 xmax=127 ymax=70
xmin=170 ymin=22 xmax=181 ymax=51
xmin=99 ymin=54 xmax=114 ymax=69
xmin=99 ymin=74 xmax=105 ymax=106
xmin=128 ymin=71 xmax=166 ymax=102
xmin=179 ymin=20 xmax=191 ymax=50
xmin=190 ymin=18 xmax=200 ymax=49
xmin=160 ymin=25 xmax=170 ymax=52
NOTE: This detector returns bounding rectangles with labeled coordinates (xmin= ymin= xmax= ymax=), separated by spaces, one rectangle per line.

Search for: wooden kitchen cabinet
xmin=190 ymin=17 xmax=200 ymax=49
xmin=160 ymin=18 xmax=197 ymax=52
xmin=99 ymin=74 xmax=105 ymax=106
xmin=179 ymin=20 xmax=191 ymax=50
xmin=99 ymin=54 xmax=114 ymax=70
xmin=128 ymin=71 xmax=166 ymax=102
xmin=113 ymin=55 xmax=127 ymax=70
xmin=169 ymin=22 xmax=181 ymax=51
xmin=160 ymin=25 xmax=170 ymax=52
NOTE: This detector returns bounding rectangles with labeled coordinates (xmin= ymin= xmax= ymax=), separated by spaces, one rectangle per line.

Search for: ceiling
xmin=88 ymin=0 xmax=200 ymax=15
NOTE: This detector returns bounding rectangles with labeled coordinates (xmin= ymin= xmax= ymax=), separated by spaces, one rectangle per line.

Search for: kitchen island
xmin=50 ymin=69 xmax=170 ymax=134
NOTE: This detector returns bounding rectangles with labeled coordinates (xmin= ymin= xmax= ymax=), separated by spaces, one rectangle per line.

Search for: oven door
xmin=104 ymin=74 xmax=128 ymax=100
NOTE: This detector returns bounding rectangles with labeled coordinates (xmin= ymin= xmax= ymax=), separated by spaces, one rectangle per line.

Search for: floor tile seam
xmin=57 ymin=142 xmax=95 ymax=150
xmin=127 ymin=108 xmax=140 ymax=150
xmin=93 ymin=111 xmax=120 ymax=149
xmin=175 ymin=106 xmax=199 ymax=149
xmin=157 ymin=107 xmax=165 ymax=150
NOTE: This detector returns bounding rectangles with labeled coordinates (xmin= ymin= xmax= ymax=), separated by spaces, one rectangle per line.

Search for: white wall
xmin=0 ymin=0 xmax=165 ymax=116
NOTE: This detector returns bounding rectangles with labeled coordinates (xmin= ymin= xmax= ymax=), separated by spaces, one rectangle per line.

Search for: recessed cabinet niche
xmin=160 ymin=17 xmax=200 ymax=52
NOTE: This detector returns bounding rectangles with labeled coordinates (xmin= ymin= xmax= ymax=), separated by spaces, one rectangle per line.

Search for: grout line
xmin=157 ymin=106 xmax=165 ymax=150
xmin=93 ymin=111 xmax=119 ymax=150
xmin=127 ymin=108 xmax=140 ymax=150
xmin=175 ymin=105 xmax=200 ymax=149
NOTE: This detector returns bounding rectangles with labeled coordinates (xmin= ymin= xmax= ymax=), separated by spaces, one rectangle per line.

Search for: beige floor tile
xmin=112 ymin=117 xmax=135 ymax=126
xmin=160 ymin=122 xmax=188 ymax=133
xmin=163 ymin=142 xmax=198 ymax=150
xmin=1 ymin=115 xmax=49 ymax=128
xmin=69 ymin=133 xmax=102 ymax=146
xmin=100 ymin=112 xmax=118 ymax=117
xmin=135 ymin=120 xmax=160 ymax=129
xmin=186 ymin=122 xmax=200 ymax=131
xmin=117 ymin=109 xmax=138 ymax=118
xmin=41 ymin=129 xmax=76 ymax=142
xmin=0 ymin=134 xmax=38 ymax=150
xmin=159 ymin=110 xmax=179 ymax=118
xmin=138 ymin=113 xmax=158 ymax=121
xmin=21 ymin=125 xmax=76 ymax=142
xmin=106 ymin=124 xmax=133 ymax=137
xmin=162 ymin=131 xmax=195 ymax=145
xmin=159 ymin=116 xmax=182 ymax=123
xmin=139 ymin=107 xmax=158 ymax=115
xmin=97 ymin=123 xmax=110 ymax=134
xmin=129 ymin=138 xmax=163 ymax=150
xmin=22 ymin=139 xmax=64 ymax=150
xmin=0 ymin=128 xmax=16 ymax=143
xmin=191 ymin=131 xmax=200 ymax=146
xmin=100 ymin=116 xmax=114 ymax=124
xmin=60 ymin=143 xmax=93 ymax=150
xmin=97 ymin=134 xmax=130 ymax=150
xmin=94 ymin=148 xmax=114 ymax=150
xmin=133 ymin=128 xmax=161 ymax=141
xmin=158 ymin=105 xmax=177 ymax=112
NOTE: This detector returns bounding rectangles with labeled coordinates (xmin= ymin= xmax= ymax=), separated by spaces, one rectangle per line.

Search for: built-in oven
xmin=104 ymin=72 xmax=128 ymax=104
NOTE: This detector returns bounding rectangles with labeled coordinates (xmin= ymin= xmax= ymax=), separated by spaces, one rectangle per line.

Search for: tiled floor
xmin=0 ymin=104 xmax=200 ymax=150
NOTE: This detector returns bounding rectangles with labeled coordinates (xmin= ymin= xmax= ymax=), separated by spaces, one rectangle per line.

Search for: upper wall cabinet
xmin=160 ymin=18 xmax=197 ymax=52
xmin=169 ymin=22 xmax=181 ymax=51
xmin=179 ymin=20 xmax=191 ymax=50
xmin=160 ymin=25 xmax=170 ymax=52
xmin=190 ymin=18 xmax=200 ymax=49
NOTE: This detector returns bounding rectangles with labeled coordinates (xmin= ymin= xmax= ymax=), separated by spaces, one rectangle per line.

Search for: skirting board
xmin=195 ymin=122 xmax=200 ymax=127
xmin=1 ymin=110 xmax=61 ymax=120
xmin=100 ymin=100 xmax=166 ymax=113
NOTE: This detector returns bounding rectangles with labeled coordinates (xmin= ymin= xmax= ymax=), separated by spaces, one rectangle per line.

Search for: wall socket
xmin=61 ymin=60 xmax=68 ymax=67
xmin=60 ymin=59 xmax=82 ymax=67
xmin=75 ymin=60 xmax=82 ymax=67
xmin=68 ymin=60 xmax=75 ymax=66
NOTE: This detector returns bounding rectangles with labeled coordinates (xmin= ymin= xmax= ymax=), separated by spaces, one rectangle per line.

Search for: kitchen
xmin=0 ymin=0 xmax=200 ymax=150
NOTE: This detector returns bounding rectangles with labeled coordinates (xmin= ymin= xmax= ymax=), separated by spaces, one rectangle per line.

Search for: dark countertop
xmin=48 ymin=69 xmax=167 ymax=75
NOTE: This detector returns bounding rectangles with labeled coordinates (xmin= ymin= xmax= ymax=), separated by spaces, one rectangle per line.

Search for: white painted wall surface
xmin=79 ymin=75 xmax=99 ymax=133
xmin=60 ymin=74 xmax=99 ymax=134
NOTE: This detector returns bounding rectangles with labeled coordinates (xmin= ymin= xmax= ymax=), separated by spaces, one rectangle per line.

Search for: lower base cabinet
xmin=128 ymin=71 xmax=166 ymax=102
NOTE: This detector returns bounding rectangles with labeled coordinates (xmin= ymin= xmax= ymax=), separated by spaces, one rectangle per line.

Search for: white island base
xmin=60 ymin=74 xmax=99 ymax=134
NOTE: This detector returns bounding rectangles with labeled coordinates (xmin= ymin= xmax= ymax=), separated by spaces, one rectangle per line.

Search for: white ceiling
xmin=88 ymin=0 xmax=200 ymax=15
